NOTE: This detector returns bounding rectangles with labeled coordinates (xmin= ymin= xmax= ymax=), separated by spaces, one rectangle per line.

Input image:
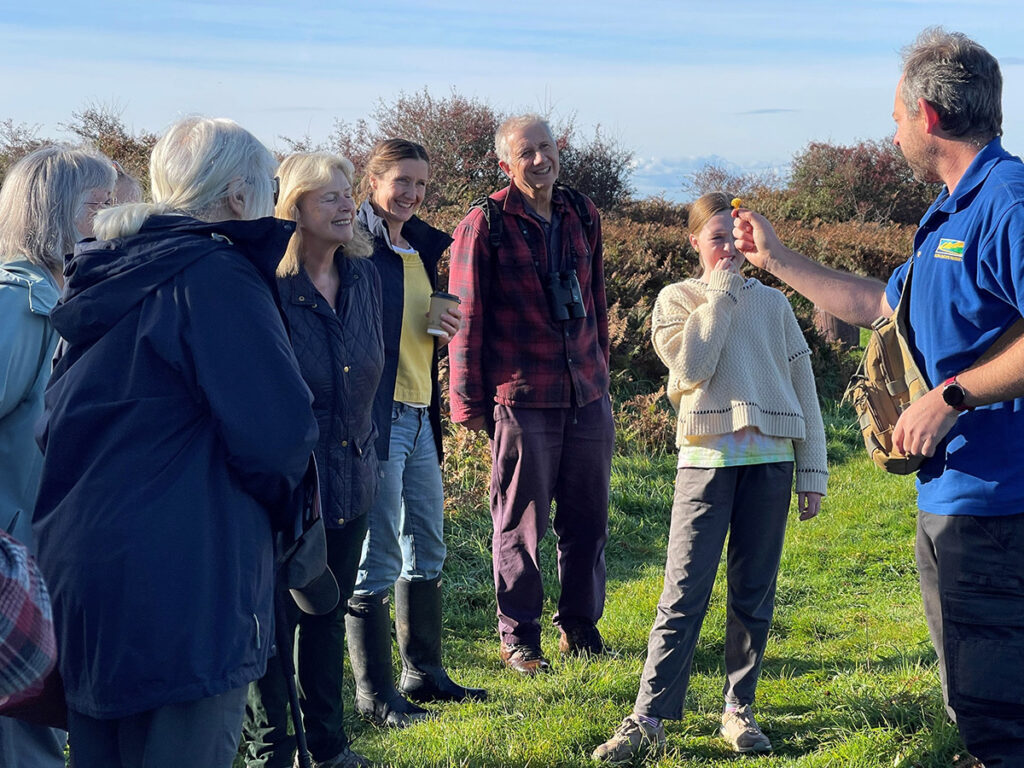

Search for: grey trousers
xmin=634 ymin=462 xmax=793 ymax=720
xmin=916 ymin=509 xmax=1024 ymax=768
xmin=67 ymin=686 xmax=247 ymax=768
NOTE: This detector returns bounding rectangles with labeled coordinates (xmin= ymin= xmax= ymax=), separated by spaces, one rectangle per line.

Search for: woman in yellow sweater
xmin=593 ymin=192 xmax=827 ymax=764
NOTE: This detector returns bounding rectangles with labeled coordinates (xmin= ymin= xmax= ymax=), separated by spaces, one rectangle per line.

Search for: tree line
xmin=1 ymin=88 xmax=939 ymax=403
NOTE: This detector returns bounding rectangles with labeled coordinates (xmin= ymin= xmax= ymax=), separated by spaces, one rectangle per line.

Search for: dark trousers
xmin=67 ymin=686 xmax=247 ymax=768
xmin=489 ymin=395 xmax=614 ymax=646
xmin=0 ymin=718 xmax=65 ymax=768
xmin=634 ymin=463 xmax=793 ymax=720
xmin=243 ymin=518 xmax=368 ymax=767
xmin=916 ymin=509 xmax=1024 ymax=768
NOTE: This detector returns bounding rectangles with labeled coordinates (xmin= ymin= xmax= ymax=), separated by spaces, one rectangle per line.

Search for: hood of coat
xmin=0 ymin=259 xmax=60 ymax=317
xmin=357 ymin=199 xmax=452 ymax=257
xmin=53 ymin=214 xmax=295 ymax=345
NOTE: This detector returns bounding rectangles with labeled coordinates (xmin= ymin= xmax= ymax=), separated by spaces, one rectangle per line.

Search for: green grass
xmin=239 ymin=404 xmax=971 ymax=768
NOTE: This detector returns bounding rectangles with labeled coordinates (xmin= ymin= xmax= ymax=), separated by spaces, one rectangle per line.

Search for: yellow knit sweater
xmin=652 ymin=270 xmax=828 ymax=495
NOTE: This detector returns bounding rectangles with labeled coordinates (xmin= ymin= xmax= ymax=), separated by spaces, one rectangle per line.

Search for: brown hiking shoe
xmin=558 ymin=622 xmax=609 ymax=655
xmin=592 ymin=714 xmax=666 ymax=764
xmin=499 ymin=643 xmax=550 ymax=676
xmin=720 ymin=705 xmax=772 ymax=753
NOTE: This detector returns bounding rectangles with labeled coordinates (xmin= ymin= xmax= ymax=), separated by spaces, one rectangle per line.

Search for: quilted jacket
xmin=358 ymin=200 xmax=451 ymax=463
xmin=278 ymin=254 xmax=384 ymax=528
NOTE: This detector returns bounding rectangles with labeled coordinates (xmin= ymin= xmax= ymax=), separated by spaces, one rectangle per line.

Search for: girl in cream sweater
xmin=593 ymin=192 xmax=827 ymax=764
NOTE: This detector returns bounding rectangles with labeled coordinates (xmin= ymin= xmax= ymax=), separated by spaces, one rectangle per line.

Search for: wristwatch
xmin=941 ymin=376 xmax=972 ymax=412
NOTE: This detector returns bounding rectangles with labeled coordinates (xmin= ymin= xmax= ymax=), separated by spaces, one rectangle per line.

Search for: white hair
xmin=494 ymin=114 xmax=554 ymax=165
xmin=0 ymin=145 xmax=115 ymax=272
xmin=94 ymin=117 xmax=277 ymax=240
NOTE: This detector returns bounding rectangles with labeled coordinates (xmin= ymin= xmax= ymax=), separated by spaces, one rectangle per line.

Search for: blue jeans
xmin=355 ymin=403 xmax=446 ymax=596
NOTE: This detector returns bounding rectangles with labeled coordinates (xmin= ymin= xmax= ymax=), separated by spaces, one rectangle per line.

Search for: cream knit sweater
xmin=652 ymin=270 xmax=828 ymax=495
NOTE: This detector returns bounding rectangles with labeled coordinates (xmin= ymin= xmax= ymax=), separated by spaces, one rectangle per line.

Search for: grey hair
xmin=0 ymin=145 xmax=115 ymax=272
xmin=274 ymin=151 xmax=373 ymax=277
xmin=94 ymin=116 xmax=277 ymax=239
xmin=113 ymin=168 xmax=144 ymax=204
xmin=900 ymin=27 xmax=1002 ymax=146
xmin=494 ymin=114 xmax=554 ymax=165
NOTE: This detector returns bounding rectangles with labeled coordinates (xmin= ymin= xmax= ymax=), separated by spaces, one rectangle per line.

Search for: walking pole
xmin=274 ymin=590 xmax=313 ymax=768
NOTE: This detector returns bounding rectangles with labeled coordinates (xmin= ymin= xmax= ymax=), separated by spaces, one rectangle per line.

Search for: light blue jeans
xmin=354 ymin=403 xmax=446 ymax=596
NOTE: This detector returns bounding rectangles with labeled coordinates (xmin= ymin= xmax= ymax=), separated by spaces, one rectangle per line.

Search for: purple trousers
xmin=489 ymin=395 xmax=614 ymax=646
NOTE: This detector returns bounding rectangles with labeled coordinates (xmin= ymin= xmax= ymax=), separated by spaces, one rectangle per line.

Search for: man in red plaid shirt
xmin=448 ymin=114 xmax=614 ymax=675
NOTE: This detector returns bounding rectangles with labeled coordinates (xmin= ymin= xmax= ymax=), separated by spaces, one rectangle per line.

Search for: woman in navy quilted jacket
xmin=242 ymin=153 xmax=384 ymax=768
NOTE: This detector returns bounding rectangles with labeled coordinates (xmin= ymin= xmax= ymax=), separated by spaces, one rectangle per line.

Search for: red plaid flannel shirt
xmin=448 ymin=184 xmax=609 ymax=422
xmin=0 ymin=531 xmax=56 ymax=705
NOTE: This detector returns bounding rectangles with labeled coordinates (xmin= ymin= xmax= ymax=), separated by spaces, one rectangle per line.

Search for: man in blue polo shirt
xmin=732 ymin=27 xmax=1024 ymax=767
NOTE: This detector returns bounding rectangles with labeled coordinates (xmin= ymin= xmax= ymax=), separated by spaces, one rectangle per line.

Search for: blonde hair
xmin=357 ymin=138 xmax=430 ymax=204
xmin=275 ymin=152 xmax=373 ymax=277
xmin=687 ymin=192 xmax=736 ymax=275
xmin=494 ymin=114 xmax=553 ymax=165
xmin=94 ymin=117 xmax=276 ymax=240
xmin=0 ymin=145 xmax=115 ymax=272
xmin=687 ymin=192 xmax=734 ymax=237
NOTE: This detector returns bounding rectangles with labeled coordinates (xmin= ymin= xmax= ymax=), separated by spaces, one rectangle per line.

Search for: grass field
xmin=242 ymin=404 xmax=972 ymax=768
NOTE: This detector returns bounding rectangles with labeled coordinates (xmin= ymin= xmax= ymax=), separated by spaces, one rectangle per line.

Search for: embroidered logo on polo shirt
xmin=934 ymin=238 xmax=964 ymax=262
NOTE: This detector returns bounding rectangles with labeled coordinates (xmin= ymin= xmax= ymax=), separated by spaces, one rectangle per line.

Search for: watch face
xmin=943 ymin=382 xmax=966 ymax=408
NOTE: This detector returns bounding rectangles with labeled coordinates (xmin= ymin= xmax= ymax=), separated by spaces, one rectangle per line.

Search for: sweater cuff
xmin=705 ymin=270 xmax=745 ymax=299
xmin=795 ymin=468 xmax=828 ymax=496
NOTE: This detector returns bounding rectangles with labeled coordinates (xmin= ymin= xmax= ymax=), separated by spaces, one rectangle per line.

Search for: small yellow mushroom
xmin=731 ymin=197 xmax=743 ymax=209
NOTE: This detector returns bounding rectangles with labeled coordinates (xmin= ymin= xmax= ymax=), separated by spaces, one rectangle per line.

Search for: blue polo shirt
xmin=885 ymin=138 xmax=1024 ymax=516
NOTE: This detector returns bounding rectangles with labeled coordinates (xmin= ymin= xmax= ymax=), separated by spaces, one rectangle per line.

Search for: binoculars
xmin=542 ymin=270 xmax=587 ymax=321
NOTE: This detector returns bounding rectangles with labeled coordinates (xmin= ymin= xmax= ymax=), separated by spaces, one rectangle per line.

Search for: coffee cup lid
xmin=430 ymin=291 xmax=460 ymax=303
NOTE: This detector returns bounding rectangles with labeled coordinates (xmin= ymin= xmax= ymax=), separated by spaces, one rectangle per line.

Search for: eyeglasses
xmin=83 ymin=198 xmax=113 ymax=212
xmin=243 ymin=176 xmax=280 ymax=208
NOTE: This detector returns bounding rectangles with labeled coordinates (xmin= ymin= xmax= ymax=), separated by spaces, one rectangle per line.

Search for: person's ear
xmin=498 ymin=160 xmax=512 ymax=179
xmin=918 ymin=98 xmax=942 ymax=134
xmin=689 ymin=232 xmax=700 ymax=252
xmin=226 ymin=178 xmax=247 ymax=219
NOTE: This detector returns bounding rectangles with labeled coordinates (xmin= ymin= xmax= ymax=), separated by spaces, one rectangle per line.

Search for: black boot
xmin=345 ymin=592 xmax=431 ymax=727
xmin=395 ymin=577 xmax=487 ymax=703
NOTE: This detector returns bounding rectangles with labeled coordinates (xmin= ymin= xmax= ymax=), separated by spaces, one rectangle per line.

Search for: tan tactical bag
xmin=844 ymin=262 xmax=929 ymax=474
xmin=845 ymin=260 xmax=1024 ymax=474
xmin=844 ymin=266 xmax=929 ymax=474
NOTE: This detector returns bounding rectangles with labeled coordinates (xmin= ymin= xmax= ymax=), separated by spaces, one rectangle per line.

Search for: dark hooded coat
xmin=33 ymin=214 xmax=318 ymax=718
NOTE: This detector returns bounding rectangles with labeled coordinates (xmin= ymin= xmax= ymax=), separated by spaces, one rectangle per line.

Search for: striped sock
xmin=635 ymin=713 xmax=661 ymax=729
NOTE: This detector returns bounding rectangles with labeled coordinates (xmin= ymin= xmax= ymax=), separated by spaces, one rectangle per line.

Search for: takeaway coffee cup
xmin=427 ymin=291 xmax=461 ymax=336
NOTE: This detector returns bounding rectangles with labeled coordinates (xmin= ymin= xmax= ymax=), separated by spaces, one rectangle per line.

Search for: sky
xmin=2 ymin=0 xmax=1023 ymax=200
